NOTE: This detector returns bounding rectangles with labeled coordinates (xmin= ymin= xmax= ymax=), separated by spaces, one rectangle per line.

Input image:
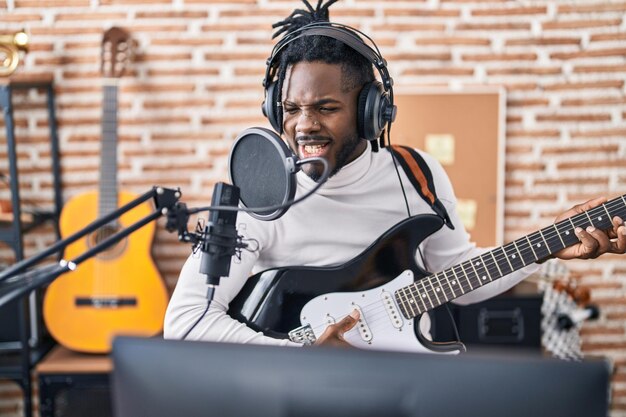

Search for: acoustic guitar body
xmin=43 ymin=191 xmax=169 ymax=353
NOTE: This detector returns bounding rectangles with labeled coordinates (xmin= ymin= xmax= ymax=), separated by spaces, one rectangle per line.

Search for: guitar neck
xmin=99 ymin=82 xmax=119 ymax=218
xmin=396 ymin=194 xmax=626 ymax=319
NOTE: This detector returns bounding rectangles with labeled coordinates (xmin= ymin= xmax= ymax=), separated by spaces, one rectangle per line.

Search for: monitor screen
xmin=112 ymin=336 xmax=610 ymax=417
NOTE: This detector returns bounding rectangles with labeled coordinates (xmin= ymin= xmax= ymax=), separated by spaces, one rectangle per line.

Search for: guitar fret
xmin=412 ymin=282 xmax=428 ymax=314
xmin=503 ymin=244 xmax=524 ymax=271
xmin=450 ymin=267 xmax=464 ymax=295
xmin=511 ymin=241 xmax=521 ymax=259
xmin=410 ymin=286 xmax=423 ymax=317
xmin=584 ymin=210 xmax=593 ymax=227
xmin=528 ymin=232 xmax=551 ymax=261
xmin=398 ymin=290 xmax=412 ymax=319
xmin=468 ymin=260 xmax=483 ymax=286
xmin=418 ymin=279 xmax=435 ymax=310
xmin=427 ymin=276 xmax=442 ymax=306
xmin=473 ymin=256 xmax=492 ymax=284
xmin=592 ymin=207 xmax=612 ymax=229
xmin=396 ymin=287 xmax=414 ymax=318
xmin=465 ymin=260 xmax=481 ymax=286
xmin=491 ymin=247 xmax=514 ymax=276
xmin=432 ymin=273 xmax=448 ymax=303
xmin=543 ymin=227 xmax=563 ymax=254
xmin=602 ymin=204 xmax=612 ymax=222
xmin=538 ymin=229 xmax=550 ymax=253
xmin=568 ymin=217 xmax=577 ymax=234
xmin=513 ymin=237 xmax=537 ymax=266
xmin=404 ymin=283 xmax=418 ymax=314
xmin=489 ymin=250 xmax=505 ymax=277
xmin=458 ymin=263 xmax=474 ymax=290
xmin=553 ymin=224 xmax=566 ymax=248
xmin=525 ymin=235 xmax=539 ymax=261
xmin=482 ymin=252 xmax=500 ymax=281
xmin=442 ymin=270 xmax=457 ymax=299
xmin=413 ymin=285 xmax=426 ymax=316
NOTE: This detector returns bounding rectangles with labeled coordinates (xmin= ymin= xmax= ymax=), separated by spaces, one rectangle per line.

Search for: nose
xmin=295 ymin=110 xmax=320 ymax=134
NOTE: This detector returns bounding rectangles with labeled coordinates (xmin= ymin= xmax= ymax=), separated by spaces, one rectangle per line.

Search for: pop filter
xmin=228 ymin=127 xmax=298 ymax=221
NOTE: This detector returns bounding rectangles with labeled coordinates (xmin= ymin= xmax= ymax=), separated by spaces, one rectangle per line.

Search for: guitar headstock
xmin=101 ymin=27 xmax=131 ymax=78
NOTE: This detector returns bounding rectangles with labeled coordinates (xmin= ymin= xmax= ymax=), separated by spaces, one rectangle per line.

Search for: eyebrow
xmin=282 ymin=98 xmax=342 ymax=107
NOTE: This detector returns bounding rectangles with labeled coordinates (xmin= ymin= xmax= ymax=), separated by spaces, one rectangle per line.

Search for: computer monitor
xmin=112 ymin=336 xmax=610 ymax=417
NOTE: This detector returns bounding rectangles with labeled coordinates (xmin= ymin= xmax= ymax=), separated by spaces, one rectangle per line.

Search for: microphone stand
xmin=0 ymin=186 xmax=182 ymax=417
xmin=0 ymin=186 xmax=181 ymax=307
xmin=0 ymin=187 xmax=181 ymax=286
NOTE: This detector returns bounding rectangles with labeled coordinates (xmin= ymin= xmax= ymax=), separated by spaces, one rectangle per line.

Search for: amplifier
xmin=432 ymin=295 xmax=542 ymax=349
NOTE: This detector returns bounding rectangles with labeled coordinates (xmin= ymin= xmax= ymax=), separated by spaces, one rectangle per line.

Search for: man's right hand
xmin=313 ymin=309 xmax=360 ymax=347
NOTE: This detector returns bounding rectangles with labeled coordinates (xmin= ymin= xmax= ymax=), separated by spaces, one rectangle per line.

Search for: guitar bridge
xmin=288 ymin=324 xmax=317 ymax=345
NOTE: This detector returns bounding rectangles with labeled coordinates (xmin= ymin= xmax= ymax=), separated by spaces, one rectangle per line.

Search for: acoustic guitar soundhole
xmin=88 ymin=223 xmax=128 ymax=260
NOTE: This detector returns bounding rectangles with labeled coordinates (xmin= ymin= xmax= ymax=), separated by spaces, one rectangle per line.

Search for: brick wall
xmin=1 ymin=0 xmax=625 ymax=415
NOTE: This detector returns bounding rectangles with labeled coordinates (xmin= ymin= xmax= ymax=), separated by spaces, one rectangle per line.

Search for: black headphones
xmin=262 ymin=22 xmax=397 ymax=143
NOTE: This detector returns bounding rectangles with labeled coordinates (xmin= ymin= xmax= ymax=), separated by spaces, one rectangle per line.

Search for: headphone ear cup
xmin=262 ymin=81 xmax=282 ymax=133
xmin=357 ymin=81 xmax=387 ymax=142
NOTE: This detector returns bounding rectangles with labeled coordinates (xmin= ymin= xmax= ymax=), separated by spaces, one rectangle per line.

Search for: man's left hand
xmin=553 ymin=197 xmax=626 ymax=260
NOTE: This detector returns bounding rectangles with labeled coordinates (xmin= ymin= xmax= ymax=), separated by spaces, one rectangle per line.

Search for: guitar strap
xmin=388 ymin=145 xmax=454 ymax=230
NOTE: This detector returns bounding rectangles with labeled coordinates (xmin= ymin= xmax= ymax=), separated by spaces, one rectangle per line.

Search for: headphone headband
xmin=263 ymin=22 xmax=393 ymax=94
xmin=262 ymin=21 xmax=396 ymax=144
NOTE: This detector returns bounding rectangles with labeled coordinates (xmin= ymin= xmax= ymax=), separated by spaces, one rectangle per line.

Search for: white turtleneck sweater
xmin=164 ymin=142 xmax=538 ymax=346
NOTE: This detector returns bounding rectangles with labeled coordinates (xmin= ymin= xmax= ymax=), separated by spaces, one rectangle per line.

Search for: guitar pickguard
xmin=299 ymin=270 xmax=436 ymax=352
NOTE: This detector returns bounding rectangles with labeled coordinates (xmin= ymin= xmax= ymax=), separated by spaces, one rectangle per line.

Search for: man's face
xmin=281 ymin=61 xmax=367 ymax=181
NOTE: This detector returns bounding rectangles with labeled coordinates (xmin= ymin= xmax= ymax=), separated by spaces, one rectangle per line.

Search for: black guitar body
xmin=228 ymin=214 xmax=445 ymax=340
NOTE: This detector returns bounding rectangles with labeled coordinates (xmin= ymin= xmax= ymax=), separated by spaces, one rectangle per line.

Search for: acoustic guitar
xmin=43 ymin=27 xmax=168 ymax=353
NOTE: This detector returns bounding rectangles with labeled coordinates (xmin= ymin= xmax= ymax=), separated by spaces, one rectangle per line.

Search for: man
xmin=164 ymin=0 xmax=626 ymax=348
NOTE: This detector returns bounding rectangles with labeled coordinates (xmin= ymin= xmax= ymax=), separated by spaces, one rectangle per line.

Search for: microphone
xmin=557 ymin=305 xmax=600 ymax=330
xmin=229 ymin=127 xmax=325 ymax=221
xmin=199 ymin=182 xmax=240 ymax=301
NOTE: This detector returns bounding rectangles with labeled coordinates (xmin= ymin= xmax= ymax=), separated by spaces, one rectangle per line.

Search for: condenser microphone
xmin=228 ymin=127 xmax=327 ymax=221
xmin=199 ymin=182 xmax=240 ymax=300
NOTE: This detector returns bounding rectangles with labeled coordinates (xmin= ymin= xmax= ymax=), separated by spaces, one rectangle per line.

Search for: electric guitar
xmin=43 ymin=27 xmax=168 ymax=353
xmin=229 ymin=194 xmax=625 ymax=353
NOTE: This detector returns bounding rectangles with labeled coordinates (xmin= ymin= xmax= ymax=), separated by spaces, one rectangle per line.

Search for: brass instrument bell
xmin=0 ymin=30 xmax=29 ymax=77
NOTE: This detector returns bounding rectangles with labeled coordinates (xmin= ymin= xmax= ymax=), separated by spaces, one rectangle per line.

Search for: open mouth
xmin=298 ymin=141 xmax=330 ymax=158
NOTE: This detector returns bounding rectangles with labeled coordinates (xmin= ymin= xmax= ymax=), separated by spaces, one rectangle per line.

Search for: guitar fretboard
xmin=395 ymin=194 xmax=626 ymax=319
xmin=99 ymin=83 xmax=119 ymax=219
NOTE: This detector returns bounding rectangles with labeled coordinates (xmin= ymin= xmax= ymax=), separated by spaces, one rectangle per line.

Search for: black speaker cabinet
xmin=36 ymin=346 xmax=112 ymax=417
xmin=432 ymin=295 xmax=542 ymax=350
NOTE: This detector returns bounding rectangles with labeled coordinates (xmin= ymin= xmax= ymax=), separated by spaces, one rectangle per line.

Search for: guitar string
xmin=305 ymin=299 xmax=402 ymax=338
xmin=99 ymin=85 xmax=111 ymax=297
xmin=400 ymin=198 xmax=624 ymax=321
xmin=97 ymin=83 xmax=119 ymax=297
xmin=396 ymin=196 xmax=626 ymax=313
xmin=399 ymin=199 xmax=626 ymax=314
xmin=304 ymin=287 xmax=420 ymax=336
xmin=303 ymin=198 xmax=626 ymax=338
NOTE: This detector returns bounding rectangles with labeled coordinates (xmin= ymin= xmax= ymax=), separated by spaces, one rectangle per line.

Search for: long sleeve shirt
xmin=164 ymin=142 xmax=538 ymax=346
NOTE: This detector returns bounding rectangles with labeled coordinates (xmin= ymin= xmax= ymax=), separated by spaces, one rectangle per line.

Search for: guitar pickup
xmin=381 ymin=290 xmax=404 ymax=329
xmin=352 ymin=304 xmax=372 ymax=343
